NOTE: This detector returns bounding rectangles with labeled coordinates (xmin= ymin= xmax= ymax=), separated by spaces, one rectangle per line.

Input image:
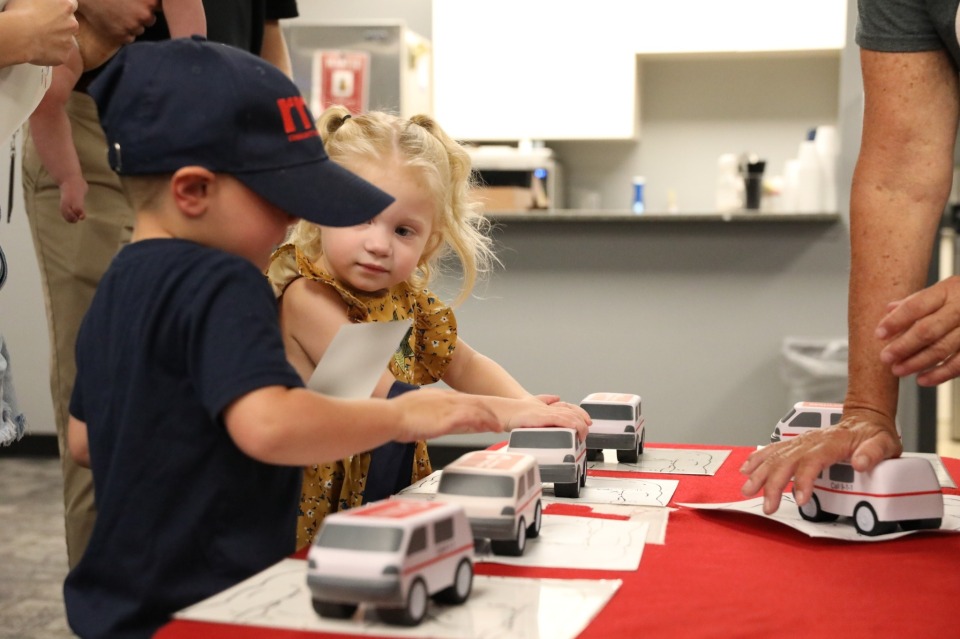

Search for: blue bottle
xmin=632 ymin=176 xmax=645 ymax=214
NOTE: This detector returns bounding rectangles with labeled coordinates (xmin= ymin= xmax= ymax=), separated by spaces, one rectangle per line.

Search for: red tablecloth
xmin=156 ymin=444 xmax=960 ymax=639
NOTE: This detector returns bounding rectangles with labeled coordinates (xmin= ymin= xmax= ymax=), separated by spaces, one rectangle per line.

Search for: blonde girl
xmin=267 ymin=105 xmax=564 ymax=549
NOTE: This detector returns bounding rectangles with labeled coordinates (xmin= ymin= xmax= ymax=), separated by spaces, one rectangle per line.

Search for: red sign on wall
xmin=311 ymin=50 xmax=370 ymax=116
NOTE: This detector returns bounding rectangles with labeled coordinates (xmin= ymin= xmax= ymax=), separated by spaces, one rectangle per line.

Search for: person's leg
xmin=21 ymin=92 xmax=133 ymax=568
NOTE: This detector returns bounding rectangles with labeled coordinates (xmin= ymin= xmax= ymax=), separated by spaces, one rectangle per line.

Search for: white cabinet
xmin=432 ymin=1 xmax=847 ymax=142
xmin=432 ymin=2 xmax=639 ymax=141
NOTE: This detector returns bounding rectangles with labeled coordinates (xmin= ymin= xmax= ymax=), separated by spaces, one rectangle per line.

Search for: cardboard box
xmin=476 ymin=186 xmax=533 ymax=213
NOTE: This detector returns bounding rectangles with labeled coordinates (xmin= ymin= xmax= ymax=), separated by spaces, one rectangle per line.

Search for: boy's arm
xmin=224 ymin=385 xmax=496 ymax=465
xmin=67 ymin=415 xmax=90 ymax=467
xmin=27 ymin=45 xmax=87 ymax=222
xmin=159 ymin=0 xmax=205 ymax=39
xmin=224 ymin=385 xmax=590 ymax=466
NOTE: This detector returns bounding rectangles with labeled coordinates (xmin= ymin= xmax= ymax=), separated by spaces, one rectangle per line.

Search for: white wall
xmin=0 ymin=134 xmax=55 ymax=435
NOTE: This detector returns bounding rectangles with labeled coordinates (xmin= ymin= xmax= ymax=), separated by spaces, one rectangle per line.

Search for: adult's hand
xmin=875 ymin=276 xmax=960 ymax=385
xmin=739 ymin=408 xmax=902 ymax=514
xmin=77 ymin=0 xmax=157 ymax=44
xmin=3 ymin=0 xmax=78 ymax=67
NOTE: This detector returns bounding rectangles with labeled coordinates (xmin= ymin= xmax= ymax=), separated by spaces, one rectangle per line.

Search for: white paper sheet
xmin=397 ymin=474 xmax=671 ymax=545
xmin=587 ymin=447 xmax=731 ymax=476
xmin=475 ymin=515 xmax=648 ymax=571
xmin=400 ymin=471 xmax=678 ymax=508
xmin=174 ymin=558 xmax=622 ymax=639
xmin=542 ymin=476 xmax=679 ymax=508
xmin=306 ymin=320 xmax=411 ymax=398
xmin=679 ymin=494 xmax=960 ymax=542
xmin=902 ymin=452 xmax=957 ymax=489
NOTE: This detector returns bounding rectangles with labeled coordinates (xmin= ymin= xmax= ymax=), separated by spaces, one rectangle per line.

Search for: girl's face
xmin=319 ymin=160 xmax=438 ymax=295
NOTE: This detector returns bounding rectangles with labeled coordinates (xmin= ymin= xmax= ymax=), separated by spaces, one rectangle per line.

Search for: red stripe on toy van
xmin=403 ymin=543 xmax=473 ymax=575
xmin=815 ymin=486 xmax=942 ymax=498
xmin=518 ymin=492 xmax=540 ymax=514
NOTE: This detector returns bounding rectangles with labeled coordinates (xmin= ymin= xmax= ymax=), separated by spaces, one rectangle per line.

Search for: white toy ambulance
xmin=579 ymin=392 xmax=645 ymax=463
xmin=770 ymin=401 xmax=842 ymax=443
xmin=505 ymin=427 xmax=587 ymax=498
xmin=796 ymin=457 xmax=944 ymax=536
xmin=434 ymin=450 xmax=543 ymax=556
xmin=306 ymin=499 xmax=474 ymax=626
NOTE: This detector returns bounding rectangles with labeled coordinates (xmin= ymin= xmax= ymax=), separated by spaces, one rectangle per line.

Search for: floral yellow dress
xmin=267 ymin=244 xmax=456 ymax=549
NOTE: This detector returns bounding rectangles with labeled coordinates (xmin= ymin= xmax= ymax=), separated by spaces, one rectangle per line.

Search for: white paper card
xmin=307 ymin=320 xmax=411 ymax=398
xmin=587 ymin=447 xmax=731 ymax=476
xmin=680 ymin=494 xmax=960 ymax=542
xmin=175 ymin=558 xmax=621 ymax=639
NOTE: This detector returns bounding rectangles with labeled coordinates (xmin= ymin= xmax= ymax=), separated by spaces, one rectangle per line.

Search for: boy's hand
xmin=391 ymin=388 xmax=501 ymax=442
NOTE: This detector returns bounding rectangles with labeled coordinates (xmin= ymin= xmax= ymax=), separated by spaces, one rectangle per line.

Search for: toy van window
xmin=828 ymin=464 xmax=855 ymax=483
xmin=790 ymin=412 xmax=821 ymax=428
xmin=438 ymin=473 xmax=514 ymax=498
xmin=780 ymin=408 xmax=797 ymax=422
xmin=518 ymin=475 xmax=526 ymax=496
xmin=316 ymin=524 xmax=404 ymax=553
xmin=526 ymin=468 xmax=535 ymax=486
xmin=510 ymin=430 xmax=571 ymax=449
xmin=408 ymin=527 xmax=427 ymax=555
xmin=829 ymin=413 xmax=842 ymax=426
xmin=434 ymin=518 xmax=454 ymax=543
xmin=581 ymin=403 xmax=635 ymax=421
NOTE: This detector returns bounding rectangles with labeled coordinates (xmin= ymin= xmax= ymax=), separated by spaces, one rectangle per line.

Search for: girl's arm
xmin=279 ymin=276 xmax=397 ymax=398
xmin=442 ymin=338 xmax=534 ymax=399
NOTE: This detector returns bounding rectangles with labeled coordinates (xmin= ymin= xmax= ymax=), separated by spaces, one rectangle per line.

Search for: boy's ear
xmin=171 ymin=167 xmax=216 ymax=219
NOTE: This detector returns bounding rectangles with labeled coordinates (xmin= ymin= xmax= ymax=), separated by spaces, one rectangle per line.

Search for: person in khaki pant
xmin=22 ymin=1 xmax=299 ymax=568
xmin=22 ymin=92 xmax=132 ymax=567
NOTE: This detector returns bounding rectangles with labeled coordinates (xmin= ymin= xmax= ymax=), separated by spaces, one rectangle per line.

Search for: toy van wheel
xmin=434 ymin=558 xmax=473 ymax=604
xmin=554 ymin=478 xmax=580 ymax=498
xmin=527 ymin=500 xmax=542 ymax=538
xmin=580 ymin=459 xmax=587 ymax=487
xmin=638 ymin=430 xmax=645 ymax=455
xmin=796 ymin=493 xmax=837 ymax=522
xmin=899 ymin=518 xmax=942 ymax=531
xmin=378 ymin=578 xmax=428 ymax=626
xmin=617 ymin=440 xmax=640 ymax=464
xmin=491 ymin=517 xmax=527 ymax=556
xmin=312 ymin=599 xmax=358 ymax=619
xmin=586 ymin=448 xmax=603 ymax=462
xmin=853 ymin=502 xmax=896 ymax=536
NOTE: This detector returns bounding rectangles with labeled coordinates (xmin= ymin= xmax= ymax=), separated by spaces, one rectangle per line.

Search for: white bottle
xmin=814 ymin=125 xmax=839 ymax=212
xmin=715 ymin=153 xmax=743 ymax=213
xmin=795 ymin=130 xmax=823 ymax=213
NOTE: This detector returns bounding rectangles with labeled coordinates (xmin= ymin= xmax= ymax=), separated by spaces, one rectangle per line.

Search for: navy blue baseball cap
xmin=88 ymin=36 xmax=394 ymax=226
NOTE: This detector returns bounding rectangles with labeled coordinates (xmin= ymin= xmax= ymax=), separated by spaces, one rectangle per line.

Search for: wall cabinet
xmin=432 ymin=0 xmax=846 ymax=142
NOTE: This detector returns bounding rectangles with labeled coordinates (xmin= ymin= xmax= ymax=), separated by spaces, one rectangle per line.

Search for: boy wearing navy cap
xmin=64 ymin=37 xmax=589 ymax=639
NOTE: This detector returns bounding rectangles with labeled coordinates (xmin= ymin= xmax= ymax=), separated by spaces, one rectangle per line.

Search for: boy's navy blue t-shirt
xmin=66 ymin=239 xmax=303 ymax=639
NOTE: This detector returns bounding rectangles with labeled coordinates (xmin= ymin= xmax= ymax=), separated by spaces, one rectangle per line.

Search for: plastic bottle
xmin=715 ymin=153 xmax=743 ymax=213
xmin=795 ymin=129 xmax=823 ymax=213
xmin=814 ymin=125 xmax=839 ymax=212
xmin=632 ymin=176 xmax=645 ymax=214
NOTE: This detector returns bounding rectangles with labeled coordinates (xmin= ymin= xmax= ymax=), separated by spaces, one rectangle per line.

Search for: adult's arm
xmin=741 ymin=48 xmax=960 ymax=514
xmin=76 ymin=0 xmax=157 ymax=44
xmin=0 ymin=0 xmax=77 ymax=68
xmin=260 ymin=20 xmax=292 ymax=77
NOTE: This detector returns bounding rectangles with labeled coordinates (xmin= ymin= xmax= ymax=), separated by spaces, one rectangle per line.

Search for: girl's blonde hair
xmin=286 ymin=105 xmax=496 ymax=306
